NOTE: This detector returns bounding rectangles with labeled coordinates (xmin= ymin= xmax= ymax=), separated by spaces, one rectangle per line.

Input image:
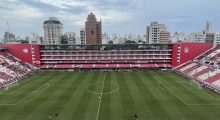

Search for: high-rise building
xmin=205 ymin=21 xmax=212 ymax=33
xmin=43 ymin=17 xmax=63 ymax=44
xmin=28 ymin=33 xmax=41 ymax=44
xmin=214 ymin=32 xmax=220 ymax=46
xmin=4 ymin=32 xmax=16 ymax=43
xmin=76 ymin=36 xmax=81 ymax=44
xmin=102 ymin=33 xmax=109 ymax=44
xmin=0 ymin=38 xmax=4 ymax=43
xmin=64 ymin=32 xmax=76 ymax=44
xmin=80 ymin=28 xmax=86 ymax=44
xmin=112 ymin=34 xmax=117 ymax=39
xmin=85 ymin=13 xmax=102 ymax=44
xmin=206 ymin=33 xmax=215 ymax=43
xmin=169 ymin=32 xmax=186 ymax=43
xmin=146 ymin=22 xmax=170 ymax=44
xmin=128 ymin=33 xmax=134 ymax=41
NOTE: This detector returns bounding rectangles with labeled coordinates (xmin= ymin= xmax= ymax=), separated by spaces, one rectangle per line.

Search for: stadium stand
xmin=40 ymin=49 xmax=172 ymax=71
xmin=176 ymin=44 xmax=220 ymax=92
xmin=0 ymin=52 xmax=38 ymax=89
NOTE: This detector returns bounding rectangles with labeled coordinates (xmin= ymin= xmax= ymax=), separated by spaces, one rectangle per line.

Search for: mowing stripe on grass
xmin=36 ymin=73 xmax=80 ymax=120
xmin=71 ymin=73 xmax=101 ymax=120
xmin=0 ymin=82 xmax=32 ymax=95
xmin=109 ymin=73 xmax=124 ymax=120
xmin=1 ymin=73 xmax=58 ymax=120
xmin=168 ymin=73 xmax=220 ymax=103
xmin=8 ymin=73 xmax=67 ymax=120
xmin=160 ymin=72 xmax=220 ymax=119
xmin=158 ymin=72 xmax=216 ymax=119
xmin=1 ymin=72 xmax=220 ymax=120
xmin=0 ymin=74 xmax=41 ymax=95
xmin=0 ymin=74 xmax=55 ymax=104
xmin=152 ymin=73 xmax=205 ymax=119
xmin=29 ymin=73 xmax=82 ymax=120
xmin=162 ymin=74 xmax=218 ymax=105
xmin=124 ymin=73 xmax=155 ymax=119
xmin=98 ymin=73 xmax=112 ymax=120
xmin=116 ymin=73 xmax=137 ymax=120
xmin=96 ymin=73 xmax=106 ymax=120
xmin=134 ymin=72 xmax=174 ymax=120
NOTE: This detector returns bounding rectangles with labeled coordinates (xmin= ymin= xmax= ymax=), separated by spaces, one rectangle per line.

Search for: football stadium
xmin=1 ymin=43 xmax=220 ymax=120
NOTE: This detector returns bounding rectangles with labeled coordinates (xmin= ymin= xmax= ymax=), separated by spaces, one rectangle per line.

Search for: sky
xmin=0 ymin=0 xmax=220 ymax=39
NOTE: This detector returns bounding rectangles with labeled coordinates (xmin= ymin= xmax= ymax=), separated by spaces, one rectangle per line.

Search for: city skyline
xmin=0 ymin=0 xmax=220 ymax=38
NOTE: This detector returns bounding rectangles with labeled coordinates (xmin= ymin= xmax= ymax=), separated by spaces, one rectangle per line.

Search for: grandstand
xmin=0 ymin=52 xmax=38 ymax=89
xmin=40 ymin=48 xmax=173 ymax=71
xmin=2 ymin=43 xmax=220 ymax=119
xmin=175 ymin=44 xmax=220 ymax=92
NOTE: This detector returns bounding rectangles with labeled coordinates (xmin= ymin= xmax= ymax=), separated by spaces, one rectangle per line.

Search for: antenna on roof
xmin=7 ymin=21 xmax=9 ymax=43
xmin=7 ymin=21 xmax=9 ymax=32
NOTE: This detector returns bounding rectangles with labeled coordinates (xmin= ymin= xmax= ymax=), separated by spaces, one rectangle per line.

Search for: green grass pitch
xmin=1 ymin=72 xmax=220 ymax=120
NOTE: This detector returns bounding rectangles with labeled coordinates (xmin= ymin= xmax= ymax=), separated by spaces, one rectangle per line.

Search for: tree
xmin=124 ymin=40 xmax=136 ymax=44
xmin=19 ymin=39 xmax=29 ymax=44
xmin=138 ymin=40 xmax=142 ymax=43
xmin=60 ymin=35 xmax=68 ymax=44
xmin=108 ymin=40 xmax=113 ymax=44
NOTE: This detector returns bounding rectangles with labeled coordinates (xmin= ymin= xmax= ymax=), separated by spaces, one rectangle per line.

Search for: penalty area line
xmin=0 ymin=82 xmax=32 ymax=95
xmin=0 ymin=74 xmax=41 ymax=95
xmin=0 ymin=78 xmax=55 ymax=106
xmin=154 ymin=77 xmax=188 ymax=105
xmin=168 ymin=74 xmax=220 ymax=102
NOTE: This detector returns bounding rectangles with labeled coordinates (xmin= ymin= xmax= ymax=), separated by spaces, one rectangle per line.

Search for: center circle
xmin=86 ymin=82 xmax=119 ymax=94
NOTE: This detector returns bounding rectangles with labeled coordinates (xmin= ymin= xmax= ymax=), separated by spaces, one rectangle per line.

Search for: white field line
xmin=13 ymin=83 xmax=50 ymax=105
xmin=0 ymin=74 xmax=41 ymax=94
xmin=178 ymin=80 xmax=206 ymax=94
xmin=96 ymin=73 xmax=106 ymax=120
xmin=166 ymin=74 xmax=220 ymax=102
xmin=157 ymin=73 xmax=220 ymax=105
xmin=86 ymin=82 xmax=119 ymax=94
xmin=177 ymin=81 xmax=201 ymax=94
xmin=157 ymin=83 xmax=169 ymax=92
xmin=19 ymin=74 xmax=41 ymax=84
xmin=154 ymin=77 xmax=187 ymax=105
xmin=0 ymin=78 xmax=55 ymax=106
xmin=0 ymin=82 xmax=32 ymax=95
xmin=33 ymin=83 xmax=49 ymax=93
xmin=187 ymin=103 xmax=220 ymax=105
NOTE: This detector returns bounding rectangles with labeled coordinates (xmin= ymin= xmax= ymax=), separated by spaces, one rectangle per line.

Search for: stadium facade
xmin=1 ymin=43 xmax=212 ymax=68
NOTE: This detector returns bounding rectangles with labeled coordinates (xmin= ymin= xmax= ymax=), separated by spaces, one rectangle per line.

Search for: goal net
xmin=4 ymin=80 xmax=18 ymax=91
xmin=190 ymin=80 xmax=202 ymax=89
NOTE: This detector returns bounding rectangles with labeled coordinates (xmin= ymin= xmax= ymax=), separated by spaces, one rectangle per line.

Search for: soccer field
xmin=1 ymin=72 xmax=220 ymax=120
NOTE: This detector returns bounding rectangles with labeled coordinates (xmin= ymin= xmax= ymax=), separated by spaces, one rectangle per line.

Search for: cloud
xmin=0 ymin=0 xmax=220 ymax=39
xmin=0 ymin=0 xmax=44 ymax=29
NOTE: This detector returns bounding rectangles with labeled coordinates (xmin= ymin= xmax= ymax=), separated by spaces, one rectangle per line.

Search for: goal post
xmin=4 ymin=80 xmax=18 ymax=91
xmin=190 ymin=80 xmax=202 ymax=89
